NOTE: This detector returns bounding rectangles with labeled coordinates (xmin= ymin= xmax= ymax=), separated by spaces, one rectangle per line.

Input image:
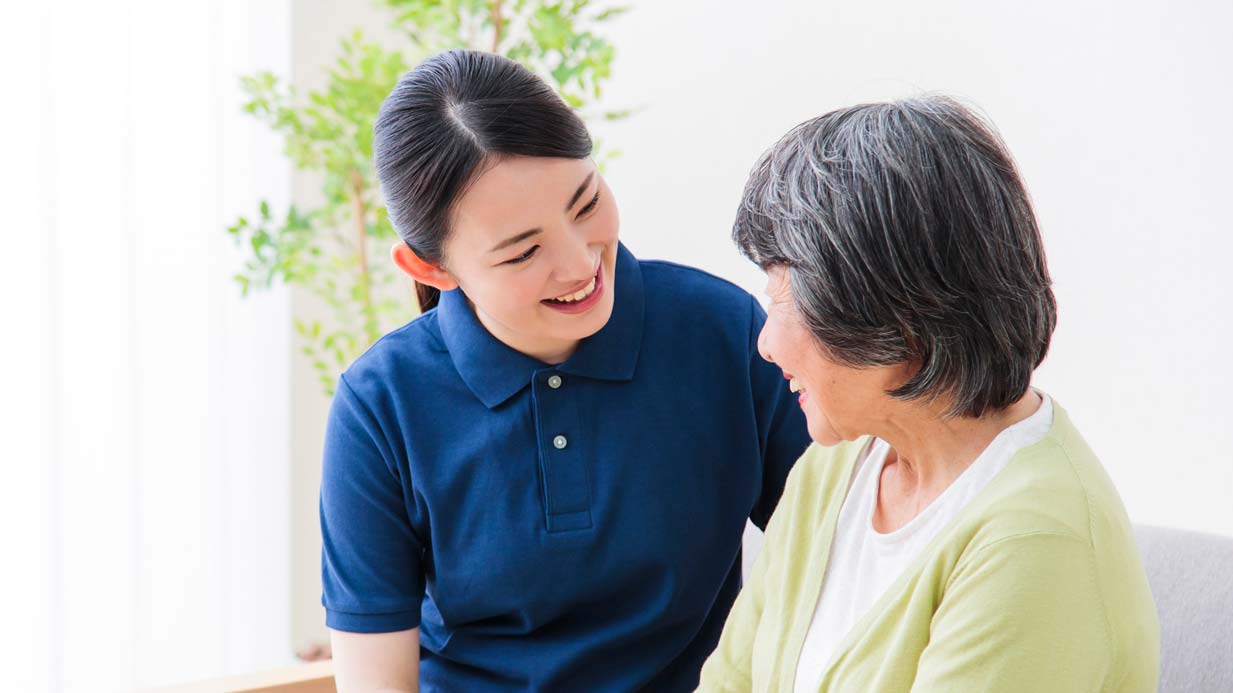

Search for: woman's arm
xmin=330 ymin=627 xmax=419 ymax=693
xmin=321 ymin=376 xmax=428 ymax=688
xmin=911 ymin=531 xmax=1112 ymax=692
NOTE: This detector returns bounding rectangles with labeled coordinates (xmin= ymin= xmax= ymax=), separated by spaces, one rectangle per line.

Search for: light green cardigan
xmin=698 ymin=403 xmax=1159 ymax=692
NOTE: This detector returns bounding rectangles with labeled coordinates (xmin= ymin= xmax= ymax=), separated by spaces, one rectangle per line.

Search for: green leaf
xmin=594 ymin=6 xmax=630 ymax=22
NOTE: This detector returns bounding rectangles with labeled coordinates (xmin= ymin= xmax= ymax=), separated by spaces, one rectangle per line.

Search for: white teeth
xmin=551 ymin=277 xmax=596 ymax=303
xmin=789 ymin=378 xmax=804 ymax=393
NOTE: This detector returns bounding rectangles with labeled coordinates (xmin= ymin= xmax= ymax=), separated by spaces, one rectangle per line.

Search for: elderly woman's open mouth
xmin=784 ymin=371 xmax=808 ymax=404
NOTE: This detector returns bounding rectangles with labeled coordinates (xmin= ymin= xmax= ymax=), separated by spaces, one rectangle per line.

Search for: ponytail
xmin=415 ymin=282 xmax=441 ymax=312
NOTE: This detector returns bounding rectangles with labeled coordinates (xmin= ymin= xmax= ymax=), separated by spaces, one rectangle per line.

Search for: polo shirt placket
xmin=531 ymin=370 xmax=592 ymax=532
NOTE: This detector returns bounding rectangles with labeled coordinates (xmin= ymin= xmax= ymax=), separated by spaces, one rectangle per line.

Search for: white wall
xmin=1 ymin=1 xmax=294 ymax=690
xmin=593 ymin=0 xmax=1233 ymax=542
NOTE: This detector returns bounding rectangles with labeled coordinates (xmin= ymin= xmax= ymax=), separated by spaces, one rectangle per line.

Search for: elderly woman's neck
xmin=873 ymin=390 xmax=1044 ymax=505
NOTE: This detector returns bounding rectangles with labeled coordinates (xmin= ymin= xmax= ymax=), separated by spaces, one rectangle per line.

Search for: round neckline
xmin=863 ymin=392 xmax=1053 ymax=542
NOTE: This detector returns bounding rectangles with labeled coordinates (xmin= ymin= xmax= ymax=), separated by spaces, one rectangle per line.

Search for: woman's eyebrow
xmin=564 ymin=172 xmax=595 ymax=211
xmin=489 ymin=228 xmax=543 ymax=254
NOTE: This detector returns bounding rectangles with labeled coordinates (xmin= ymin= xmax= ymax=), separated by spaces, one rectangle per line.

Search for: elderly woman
xmin=698 ymin=96 xmax=1159 ymax=692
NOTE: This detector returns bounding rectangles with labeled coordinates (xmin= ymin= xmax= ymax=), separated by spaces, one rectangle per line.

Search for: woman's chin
xmin=545 ymin=291 xmax=615 ymax=343
xmin=805 ymin=416 xmax=845 ymax=447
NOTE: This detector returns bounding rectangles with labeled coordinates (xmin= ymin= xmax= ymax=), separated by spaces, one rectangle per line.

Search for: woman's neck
xmin=871 ymin=390 xmax=1043 ymax=527
xmin=471 ymin=300 xmax=580 ymax=365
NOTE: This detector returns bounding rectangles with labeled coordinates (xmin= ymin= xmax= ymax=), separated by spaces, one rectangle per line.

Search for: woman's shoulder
xmin=635 ymin=259 xmax=767 ymax=356
xmin=942 ymin=403 xmax=1159 ymax=676
xmin=638 ymin=258 xmax=755 ymax=313
xmin=948 ymin=401 xmax=1156 ymax=644
xmin=340 ymin=310 xmax=451 ymax=398
xmin=959 ymin=403 xmax=1136 ymax=550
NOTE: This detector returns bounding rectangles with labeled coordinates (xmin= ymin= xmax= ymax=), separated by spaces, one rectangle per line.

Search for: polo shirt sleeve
xmin=319 ymin=373 xmax=425 ymax=633
xmin=745 ymin=295 xmax=814 ymax=530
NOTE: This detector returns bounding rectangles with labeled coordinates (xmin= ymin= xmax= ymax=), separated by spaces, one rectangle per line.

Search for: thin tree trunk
xmin=349 ymin=169 xmax=374 ymax=335
xmin=491 ymin=0 xmax=504 ymax=52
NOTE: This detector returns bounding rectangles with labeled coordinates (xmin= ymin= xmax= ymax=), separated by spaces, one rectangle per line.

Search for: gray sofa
xmin=1134 ymin=525 xmax=1233 ymax=693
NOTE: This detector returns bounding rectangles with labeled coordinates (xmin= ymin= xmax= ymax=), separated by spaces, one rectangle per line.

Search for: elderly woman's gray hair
xmin=734 ymin=95 xmax=1056 ymax=418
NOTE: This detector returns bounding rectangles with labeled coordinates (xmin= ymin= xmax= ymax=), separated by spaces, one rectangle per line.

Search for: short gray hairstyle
xmin=734 ymin=95 xmax=1056 ymax=418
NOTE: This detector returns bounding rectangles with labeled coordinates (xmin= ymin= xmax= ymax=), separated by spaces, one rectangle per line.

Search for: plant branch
xmin=491 ymin=0 xmax=504 ymax=52
xmin=349 ymin=169 xmax=374 ymax=324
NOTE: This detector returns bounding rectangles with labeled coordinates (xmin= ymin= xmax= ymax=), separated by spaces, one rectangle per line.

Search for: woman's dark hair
xmin=733 ymin=95 xmax=1056 ymax=418
xmin=374 ymin=50 xmax=593 ymax=311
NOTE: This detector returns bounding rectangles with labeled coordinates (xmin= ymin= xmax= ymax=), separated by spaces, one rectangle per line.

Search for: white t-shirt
xmin=792 ymin=393 xmax=1054 ymax=693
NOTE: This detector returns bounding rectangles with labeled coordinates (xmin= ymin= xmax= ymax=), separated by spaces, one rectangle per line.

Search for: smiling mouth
xmin=783 ymin=371 xmax=806 ymax=394
xmin=543 ymin=263 xmax=601 ymax=305
xmin=545 ymin=275 xmax=598 ymax=304
xmin=540 ymin=264 xmax=605 ymax=314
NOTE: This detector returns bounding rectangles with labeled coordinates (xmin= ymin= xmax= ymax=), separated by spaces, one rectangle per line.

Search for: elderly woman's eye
xmin=505 ymin=245 xmax=539 ymax=265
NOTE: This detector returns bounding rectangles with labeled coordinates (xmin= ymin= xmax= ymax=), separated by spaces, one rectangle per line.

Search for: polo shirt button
xmin=548 ymin=375 xmax=563 ymax=389
xmin=553 ymin=435 xmax=568 ymax=450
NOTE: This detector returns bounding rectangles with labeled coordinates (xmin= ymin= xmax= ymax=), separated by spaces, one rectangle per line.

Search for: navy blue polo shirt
xmin=320 ymin=243 xmax=810 ymax=691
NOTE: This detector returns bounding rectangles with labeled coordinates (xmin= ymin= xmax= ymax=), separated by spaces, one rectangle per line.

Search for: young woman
xmin=320 ymin=50 xmax=810 ymax=692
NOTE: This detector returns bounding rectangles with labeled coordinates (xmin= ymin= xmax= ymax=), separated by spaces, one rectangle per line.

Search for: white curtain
xmin=0 ymin=1 xmax=294 ymax=690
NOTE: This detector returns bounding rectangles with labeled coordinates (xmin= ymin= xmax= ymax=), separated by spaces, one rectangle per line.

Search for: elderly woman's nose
xmin=757 ymin=322 xmax=775 ymax=365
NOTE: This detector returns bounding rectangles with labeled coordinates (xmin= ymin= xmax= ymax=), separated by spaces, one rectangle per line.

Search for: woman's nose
xmin=757 ymin=321 xmax=775 ymax=365
xmin=555 ymin=238 xmax=596 ymax=281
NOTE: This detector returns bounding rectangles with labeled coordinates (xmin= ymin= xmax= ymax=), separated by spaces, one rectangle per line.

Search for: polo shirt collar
xmin=437 ymin=242 xmax=645 ymax=409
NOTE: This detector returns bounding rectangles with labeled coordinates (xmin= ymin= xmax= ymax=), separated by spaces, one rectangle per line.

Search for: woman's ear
xmin=390 ymin=242 xmax=459 ymax=292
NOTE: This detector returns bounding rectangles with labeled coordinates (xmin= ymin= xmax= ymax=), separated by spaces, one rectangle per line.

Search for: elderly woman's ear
xmin=887 ymin=358 xmax=922 ymax=396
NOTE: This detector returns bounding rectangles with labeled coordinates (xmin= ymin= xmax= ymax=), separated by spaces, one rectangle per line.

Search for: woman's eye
xmin=504 ymin=245 xmax=539 ymax=265
xmin=578 ymin=191 xmax=600 ymax=217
